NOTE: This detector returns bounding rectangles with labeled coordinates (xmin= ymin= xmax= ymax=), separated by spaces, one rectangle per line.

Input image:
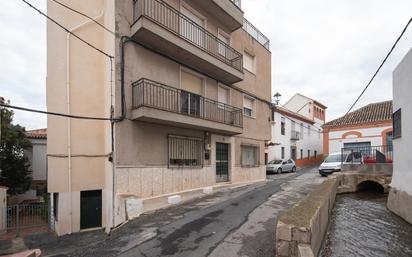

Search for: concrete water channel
xmin=319 ymin=192 xmax=412 ymax=257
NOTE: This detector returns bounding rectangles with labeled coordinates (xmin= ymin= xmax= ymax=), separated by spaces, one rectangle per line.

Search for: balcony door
xmin=180 ymin=5 xmax=205 ymax=48
xmin=181 ymin=70 xmax=203 ymax=117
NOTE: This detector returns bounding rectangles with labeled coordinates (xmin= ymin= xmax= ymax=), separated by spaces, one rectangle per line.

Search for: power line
xmin=50 ymin=0 xmax=115 ymax=35
xmin=0 ymin=103 xmax=114 ymax=121
xmin=21 ymin=0 xmax=114 ymax=59
xmin=345 ymin=16 xmax=412 ymax=116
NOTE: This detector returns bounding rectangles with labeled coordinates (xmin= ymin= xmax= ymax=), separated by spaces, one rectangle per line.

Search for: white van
xmin=319 ymin=151 xmax=362 ymax=176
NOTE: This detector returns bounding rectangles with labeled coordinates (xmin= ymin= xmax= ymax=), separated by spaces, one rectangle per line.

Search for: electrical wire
xmin=21 ymin=0 xmax=114 ymax=59
xmin=345 ymin=16 xmax=412 ymax=116
xmin=50 ymin=0 xmax=115 ymax=35
xmin=0 ymin=103 xmax=115 ymax=121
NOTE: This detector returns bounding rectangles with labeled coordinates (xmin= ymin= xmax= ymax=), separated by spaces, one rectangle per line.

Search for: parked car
xmin=319 ymin=151 xmax=363 ymax=176
xmin=267 ymin=159 xmax=297 ymax=174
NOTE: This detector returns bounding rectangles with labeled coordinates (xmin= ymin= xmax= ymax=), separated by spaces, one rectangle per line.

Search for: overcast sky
xmin=1 ymin=0 xmax=412 ymax=129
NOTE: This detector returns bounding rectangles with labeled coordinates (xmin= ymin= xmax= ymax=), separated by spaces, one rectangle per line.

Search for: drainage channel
xmin=319 ymin=192 xmax=412 ymax=257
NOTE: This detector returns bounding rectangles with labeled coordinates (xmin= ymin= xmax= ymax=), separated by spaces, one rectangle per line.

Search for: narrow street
xmin=21 ymin=166 xmax=324 ymax=257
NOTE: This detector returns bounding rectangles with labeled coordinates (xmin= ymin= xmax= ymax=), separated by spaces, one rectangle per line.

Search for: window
xmin=180 ymin=5 xmax=205 ymax=47
xmin=308 ymin=150 xmax=310 ymax=159
xmin=308 ymin=125 xmax=311 ymax=136
xmin=181 ymin=70 xmax=203 ymax=116
xmin=314 ymin=151 xmax=317 ymax=158
xmin=393 ymin=109 xmax=402 ymax=139
xmin=218 ymin=30 xmax=230 ymax=56
xmin=243 ymin=96 xmax=255 ymax=117
xmin=281 ymin=117 xmax=286 ymax=135
xmin=242 ymin=145 xmax=258 ymax=166
xmin=318 ymin=129 xmax=321 ymax=139
xmin=281 ymin=147 xmax=285 ymax=159
xmin=218 ymin=85 xmax=229 ymax=106
xmin=300 ymin=149 xmax=303 ymax=160
xmin=243 ymin=52 xmax=255 ymax=73
xmin=168 ymin=135 xmax=203 ymax=167
xmin=300 ymin=123 xmax=304 ymax=139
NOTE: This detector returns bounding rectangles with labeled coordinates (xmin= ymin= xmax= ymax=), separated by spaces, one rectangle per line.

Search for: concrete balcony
xmin=132 ymin=0 xmax=244 ymax=84
xmin=131 ymin=78 xmax=243 ymax=135
xmin=190 ymin=0 xmax=244 ymax=31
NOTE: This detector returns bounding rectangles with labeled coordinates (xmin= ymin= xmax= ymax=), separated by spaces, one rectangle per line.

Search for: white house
xmin=322 ymin=101 xmax=393 ymax=156
xmin=268 ymin=94 xmax=326 ymax=167
xmin=9 ymin=129 xmax=48 ymax=204
xmin=388 ymin=47 xmax=412 ymax=224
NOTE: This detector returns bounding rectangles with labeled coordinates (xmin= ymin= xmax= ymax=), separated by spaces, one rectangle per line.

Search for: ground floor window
xmin=241 ymin=145 xmax=258 ymax=167
xmin=281 ymin=147 xmax=285 ymax=159
xmin=168 ymin=135 xmax=203 ymax=168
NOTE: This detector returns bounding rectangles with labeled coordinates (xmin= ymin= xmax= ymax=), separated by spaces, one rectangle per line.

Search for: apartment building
xmin=322 ymin=101 xmax=393 ymax=155
xmin=47 ymin=0 xmax=271 ymax=235
xmin=268 ymin=94 xmax=325 ymax=167
xmin=388 ymin=47 xmax=412 ymax=224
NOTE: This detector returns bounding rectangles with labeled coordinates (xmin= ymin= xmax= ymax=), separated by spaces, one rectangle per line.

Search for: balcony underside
xmin=191 ymin=0 xmax=243 ymax=32
xmin=131 ymin=106 xmax=243 ymax=135
xmin=131 ymin=17 xmax=244 ymax=84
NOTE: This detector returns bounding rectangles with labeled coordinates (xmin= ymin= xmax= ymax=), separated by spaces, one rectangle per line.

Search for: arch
xmin=381 ymin=127 xmax=393 ymax=146
xmin=342 ymin=131 xmax=362 ymax=139
xmin=357 ymin=180 xmax=385 ymax=193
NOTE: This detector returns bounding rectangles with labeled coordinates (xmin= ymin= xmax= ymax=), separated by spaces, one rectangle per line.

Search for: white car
xmin=319 ymin=151 xmax=362 ymax=176
xmin=267 ymin=159 xmax=297 ymax=174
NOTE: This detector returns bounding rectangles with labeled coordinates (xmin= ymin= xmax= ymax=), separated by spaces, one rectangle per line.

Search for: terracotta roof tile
xmin=324 ymin=100 xmax=392 ymax=127
xmin=25 ymin=128 xmax=47 ymax=139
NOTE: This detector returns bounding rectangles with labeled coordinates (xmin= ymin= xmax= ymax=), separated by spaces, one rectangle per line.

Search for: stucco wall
xmin=391 ymin=47 xmax=412 ymax=196
xmin=388 ymin=47 xmax=412 ymax=224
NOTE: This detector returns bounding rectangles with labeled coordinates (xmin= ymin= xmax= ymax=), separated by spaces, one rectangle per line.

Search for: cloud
xmin=243 ymin=0 xmax=412 ymax=120
xmin=1 ymin=0 xmax=412 ymax=129
xmin=0 ymin=0 xmax=46 ymax=130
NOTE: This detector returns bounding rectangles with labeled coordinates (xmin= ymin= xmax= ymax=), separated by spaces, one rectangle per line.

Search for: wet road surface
xmin=319 ymin=193 xmax=412 ymax=257
xmin=14 ymin=166 xmax=324 ymax=257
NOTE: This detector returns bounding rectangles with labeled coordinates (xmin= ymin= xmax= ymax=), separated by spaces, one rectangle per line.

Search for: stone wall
xmin=116 ymin=166 xmax=215 ymax=198
xmin=276 ymin=178 xmax=339 ymax=257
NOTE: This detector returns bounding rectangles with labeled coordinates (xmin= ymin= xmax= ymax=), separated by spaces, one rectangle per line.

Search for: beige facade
xmin=47 ymin=0 xmax=271 ymax=235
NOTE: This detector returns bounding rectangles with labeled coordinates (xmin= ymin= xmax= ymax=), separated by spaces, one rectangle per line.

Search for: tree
xmin=0 ymin=98 xmax=32 ymax=195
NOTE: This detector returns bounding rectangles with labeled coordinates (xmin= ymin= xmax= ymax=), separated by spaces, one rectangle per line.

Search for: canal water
xmin=319 ymin=192 xmax=412 ymax=257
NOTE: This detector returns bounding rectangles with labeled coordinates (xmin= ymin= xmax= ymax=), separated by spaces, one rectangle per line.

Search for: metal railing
xmin=1 ymin=204 xmax=49 ymax=236
xmin=133 ymin=0 xmax=243 ymax=72
xmin=230 ymin=0 xmax=241 ymax=8
xmin=290 ymin=130 xmax=300 ymax=141
xmin=341 ymin=145 xmax=393 ymax=164
xmin=243 ymin=18 xmax=270 ymax=50
xmin=132 ymin=78 xmax=243 ymax=127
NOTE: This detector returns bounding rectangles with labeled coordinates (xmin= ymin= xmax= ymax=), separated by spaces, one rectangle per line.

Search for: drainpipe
xmin=66 ymin=10 xmax=105 ymax=235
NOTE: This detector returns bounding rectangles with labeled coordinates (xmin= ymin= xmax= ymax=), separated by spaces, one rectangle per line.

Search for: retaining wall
xmin=276 ymin=177 xmax=339 ymax=257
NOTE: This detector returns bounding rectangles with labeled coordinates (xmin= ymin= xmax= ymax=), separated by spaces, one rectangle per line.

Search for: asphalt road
xmin=21 ymin=166 xmax=324 ymax=257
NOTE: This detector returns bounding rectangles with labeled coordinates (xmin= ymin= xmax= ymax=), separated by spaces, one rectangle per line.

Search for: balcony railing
xmin=341 ymin=145 xmax=393 ymax=164
xmin=230 ymin=0 xmax=241 ymax=8
xmin=132 ymin=78 xmax=243 ymax=127
xmin=243 ymin=18 xmax=270 ymax=50
xmin=133 ymin=0 xmax=243 ymax=72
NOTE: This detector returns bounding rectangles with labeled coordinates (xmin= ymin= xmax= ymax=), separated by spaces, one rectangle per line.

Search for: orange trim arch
xmin=342 ymin=131 xmax=362 ymax=139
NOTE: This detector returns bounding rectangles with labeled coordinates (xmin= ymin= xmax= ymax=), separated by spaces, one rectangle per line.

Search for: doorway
xmin=291 ymin=146 xmax=297 ymax=161
xmin=80 ymin=190 xmax=102 ymax=230
xmin=216 ymin=143 xmax=229 ymax=183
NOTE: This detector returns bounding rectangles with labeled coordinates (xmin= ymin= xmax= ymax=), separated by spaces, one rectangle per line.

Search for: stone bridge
xmin=337 ymin=164 xmax=393 ymax=193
